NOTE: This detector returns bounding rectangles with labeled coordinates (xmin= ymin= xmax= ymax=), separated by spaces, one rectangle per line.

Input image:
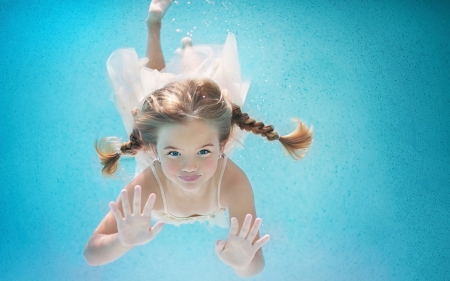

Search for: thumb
xmin=215 ymin=240 xmax=225 ymax=253
xmin=150 ymin=221 xmax=164 ymax=236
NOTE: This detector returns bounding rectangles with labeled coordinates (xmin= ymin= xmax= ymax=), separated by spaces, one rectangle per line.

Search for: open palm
xmin=110 ymin=186 xmax=164 ymax=248
xmin=215 ymin=214 xmax=270 ymax=269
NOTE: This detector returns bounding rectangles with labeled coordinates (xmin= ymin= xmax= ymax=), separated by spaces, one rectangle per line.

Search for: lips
xmin=178 ymin=175 xmax=201 ymax=182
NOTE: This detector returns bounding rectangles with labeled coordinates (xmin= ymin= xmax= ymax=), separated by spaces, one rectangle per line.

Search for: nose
xmin=181 ymin=158 xmax=197 ymax=173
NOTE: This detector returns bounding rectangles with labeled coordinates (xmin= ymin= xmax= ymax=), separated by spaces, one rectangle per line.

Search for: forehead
xmin=157 ymin=120 xmax=219 ymax=148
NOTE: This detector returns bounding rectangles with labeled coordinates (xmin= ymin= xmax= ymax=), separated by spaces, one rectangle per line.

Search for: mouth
xmin=178 ymin=175 xmax=201 ymax=182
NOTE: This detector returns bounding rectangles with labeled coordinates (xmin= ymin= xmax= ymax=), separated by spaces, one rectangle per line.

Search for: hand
xmin=215 ymin=214 xmax=270 ymax=270
xmin=110 ymin=185 xmax=164 ymax=248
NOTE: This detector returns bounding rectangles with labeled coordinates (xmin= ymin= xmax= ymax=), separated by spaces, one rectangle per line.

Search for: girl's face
xmin=155 ymin=120 xmax=223 ymax=193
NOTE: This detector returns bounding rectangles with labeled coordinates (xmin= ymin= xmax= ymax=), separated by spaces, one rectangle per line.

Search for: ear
xmin=219 ymin=141 xmax=227 ymax=155
xmin=149 ymin=144 xmax=158 ymax=156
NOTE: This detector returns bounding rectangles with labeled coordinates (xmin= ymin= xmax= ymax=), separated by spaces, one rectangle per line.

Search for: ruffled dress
xmin=106 ymin=32 xmax=249 ymax=176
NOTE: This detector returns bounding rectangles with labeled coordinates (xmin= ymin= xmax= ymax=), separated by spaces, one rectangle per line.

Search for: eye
xmin=198 ymin=149 xmax=211 ymax=155
xmin=167 ymin=151 xmax=180 ymax=157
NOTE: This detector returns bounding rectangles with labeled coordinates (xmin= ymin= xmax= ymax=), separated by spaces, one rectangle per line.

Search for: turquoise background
xmin=1 ymin=0 xmax=449 ymax=280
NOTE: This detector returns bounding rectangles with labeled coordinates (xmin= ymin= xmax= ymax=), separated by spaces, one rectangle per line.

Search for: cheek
xmin=203 ymin=156 xmax=219 ymax=174
xmin=161 ymin=161 xmax=179 ymax=176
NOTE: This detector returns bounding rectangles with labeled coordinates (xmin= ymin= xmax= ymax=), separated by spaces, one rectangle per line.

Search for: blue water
xmin=1 ymin=0 xmax=449 ymax=280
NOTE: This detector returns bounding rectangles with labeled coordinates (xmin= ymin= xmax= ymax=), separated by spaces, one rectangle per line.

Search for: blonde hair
xmin=96 ymin=78 xmax=313 ymax=176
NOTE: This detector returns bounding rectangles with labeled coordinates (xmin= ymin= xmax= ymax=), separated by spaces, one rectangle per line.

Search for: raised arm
xmin=216 ymin=162 xmax=270 ymax=278
xmin=83 ymin=174 xmax=164 ymax=266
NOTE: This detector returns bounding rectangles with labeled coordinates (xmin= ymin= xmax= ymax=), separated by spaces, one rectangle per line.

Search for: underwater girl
xmin=83 ymin=0 xmax=313 ymax=278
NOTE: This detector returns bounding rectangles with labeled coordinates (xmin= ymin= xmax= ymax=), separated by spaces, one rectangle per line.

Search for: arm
xmin=232 ymin=245 xmax=266 ymax=278
xmin=83 ymin=181 xmax=164 ymax=266
xmin=83 ymin=212 xmax=134 ymax=266
xmin=217 ymin=163 xmax=270 ymax=278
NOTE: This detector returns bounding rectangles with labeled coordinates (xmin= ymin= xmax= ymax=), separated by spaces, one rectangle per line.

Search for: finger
xmin=238 ymin=214 xmax=253 ymax=239
xmin=109 ymin=202 xmax=123 ymax=223
xmin=142 ymin=193 xmax=156 ymax=217
xmin=121 ymin=189 xmax=132 ymax=218
xmin=246 ymin=218 xmax=262 ymax=242
xmin=133 ymin=185 xmax=142 ymax=215
xmin=252 ymin=234 xmax=270 ymax=251
xmin=229 ymin=217 xmax=239 ymax=236
xmin=150 ymin=221 xmax=164 ymax=237
xmin=214 ymin=240 xmax=225 ymax=254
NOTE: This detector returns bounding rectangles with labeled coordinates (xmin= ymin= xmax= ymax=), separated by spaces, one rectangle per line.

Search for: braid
xmin=231 ymin=103 xmax=313 ymax=160
xmin=120 ymin=129 xmax=144 ymax=155
xmin=231 ymin=104 xmax=280 ymax=141
xmin=95 ymin=129 xmax=145 ymax=176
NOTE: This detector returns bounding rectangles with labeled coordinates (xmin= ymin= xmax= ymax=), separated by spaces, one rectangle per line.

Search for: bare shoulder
xmin=220 ymin=158 xmax=254 ymax=209
xmin=125 ymin=166 xmax=164 ymax=212
xmin=92 ymin=166 xmax=164 ymax=236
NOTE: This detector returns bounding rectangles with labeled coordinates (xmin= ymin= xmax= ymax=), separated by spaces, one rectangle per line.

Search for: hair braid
xmin=231 ymin=103 xmax=313 ymax=160
xmin=96 ymin=78 xmax=231 ymax=177
xmin=232 ymin=104 xmax=280 ymax=140
xmin=96 ymin=78 xmax=313 ymax=177
xmin=120 ymin=129 xmax=144 ymax=155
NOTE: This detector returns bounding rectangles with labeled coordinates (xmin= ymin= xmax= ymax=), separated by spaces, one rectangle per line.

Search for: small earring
xmin=218 ymin=154 xmax=223 ymax=159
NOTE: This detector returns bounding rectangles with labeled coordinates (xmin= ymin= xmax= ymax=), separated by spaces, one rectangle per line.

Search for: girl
xmin=83 ymin=0 xmax=313 ymax=278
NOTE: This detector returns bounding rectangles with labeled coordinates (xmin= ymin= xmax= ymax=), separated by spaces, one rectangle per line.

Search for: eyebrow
xmin=163 ymin=143 xmax=215 ymax=150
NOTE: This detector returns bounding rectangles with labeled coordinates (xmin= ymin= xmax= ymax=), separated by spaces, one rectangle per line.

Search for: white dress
xmin=106 ymin=32 xmax=249 ymax=176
